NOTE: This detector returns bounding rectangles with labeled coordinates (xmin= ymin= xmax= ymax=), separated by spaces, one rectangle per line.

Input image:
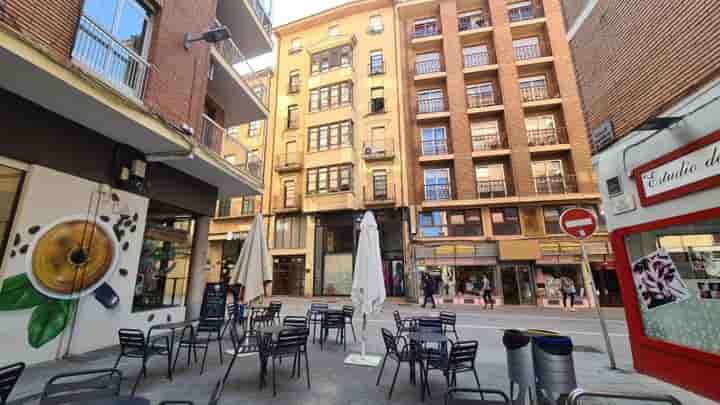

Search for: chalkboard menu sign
xmin=200 ymin=282 xmax=228 ymax=319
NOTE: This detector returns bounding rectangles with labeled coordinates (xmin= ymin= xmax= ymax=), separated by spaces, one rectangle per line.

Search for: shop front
xmin=594 ymin=81 xmax=720 ymax=400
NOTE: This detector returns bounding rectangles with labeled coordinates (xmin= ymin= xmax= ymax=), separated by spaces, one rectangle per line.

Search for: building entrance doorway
xmin=592 ymin=268 xmax=623 ymax=307
xmin=272 ymin=256 xmax=305 ymax=296
xmin=501 ymin=264 xmax=535 ymax=305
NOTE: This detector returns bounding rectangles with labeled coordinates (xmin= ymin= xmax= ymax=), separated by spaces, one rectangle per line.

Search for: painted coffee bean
xmin=13 ymin=234 xmax=20 ymax=247
xmin=122 ymin=242 xmax=129 ymax=251
xmin=119 ymin=268 xmax=129 ymax=277
xmin=147 ymin=314 xmax=155 ymax=322
xmin=19 ymin=245 xmax=28 ymax=254
xmin=28 ymin=226 xmax=41 ymax=235
xmin=100 ymin=216 xmax=110 ymax=223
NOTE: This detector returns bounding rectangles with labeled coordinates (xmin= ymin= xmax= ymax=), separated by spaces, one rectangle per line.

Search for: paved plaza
xmin=6 ymin=298 xmax=714 ymax=404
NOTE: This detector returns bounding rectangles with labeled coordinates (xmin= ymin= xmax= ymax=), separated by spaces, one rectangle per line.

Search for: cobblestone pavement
xmin=7 ymin=297 xmax=715 ymax=404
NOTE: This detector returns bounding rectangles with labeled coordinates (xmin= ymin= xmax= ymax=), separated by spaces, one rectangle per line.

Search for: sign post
xmin=560 ymin=208 xmax=617 ymax=370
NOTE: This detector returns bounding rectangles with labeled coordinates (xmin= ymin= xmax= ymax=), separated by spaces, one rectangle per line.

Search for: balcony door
xmin=424 ymin=169 xmax=451 ymax=200
xmin=368 ymin=126 xmax=386 ymax=155
xmin=421 ymin=127 xmax=448 ymax=155
xmin=532 ymin=160 xmax=565 ymax=193
xmin=467 ymin=83 xmax=494 ymax=107
xmin=283 ymin=179 xmax=296 ymax=208
xmin=471 ymin=121 xmax=501 ymax=151
xmin=519 ymin=75 xmax=548 ymax=101
xmin=525 ymin=114 xmax=557 ymax=145
xmin=475 ymin=164 xmax=507 ymax=198
xmin=372 ymin=170 xmax=389 ymax=200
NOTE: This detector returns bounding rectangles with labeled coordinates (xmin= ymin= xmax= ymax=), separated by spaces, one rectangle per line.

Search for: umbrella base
xmin=344 ymin=353 xmax=383 ymax=367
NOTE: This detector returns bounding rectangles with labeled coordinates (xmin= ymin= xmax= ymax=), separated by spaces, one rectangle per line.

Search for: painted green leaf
xmin=0 ymin=274 xmax=46 ymax=311
xmin=28 ymin=299 xmax=76 ymax=348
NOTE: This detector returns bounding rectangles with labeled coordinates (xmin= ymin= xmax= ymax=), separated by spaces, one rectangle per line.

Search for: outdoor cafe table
xmin=78 ymin=396 xmax=150 ymax=405
xmin=147 ymin=319 xmax=198 ymax=379
xmin=408 ymin=332 xmax=449 ymax=401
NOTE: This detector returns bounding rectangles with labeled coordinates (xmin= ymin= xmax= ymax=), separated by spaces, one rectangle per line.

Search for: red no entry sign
xmin=560 ymin=208 xmax=598 ymax=240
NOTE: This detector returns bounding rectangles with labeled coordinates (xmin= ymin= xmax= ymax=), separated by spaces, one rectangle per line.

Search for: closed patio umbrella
xmin=345 ymin=211 xmax=386 ymax=367
xmin=230 ymin=214 xmax=272 ymax=303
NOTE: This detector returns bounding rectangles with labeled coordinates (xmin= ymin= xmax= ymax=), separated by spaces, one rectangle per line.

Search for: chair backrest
xmin=393 ymin=310 xmax=403 ymax=328
xmin=226 ymin=303 xmax=237 ymax=318
xmin=342 ymin=305 xmax=354 ymax=318
xmin=309 ymin=303 xmax=328 ymax=312
xmin=40 ymin=369 xmax=122 ymax=405
xmin=273 ymin=328 xmax=310 ymax=355
xmin=269 ymin=301 xmax=282 ymax=315
xmin=381 ymin=328 xmax=399 ymax=355
xmin=283 ymin=316 xmax=308 ymax=328
xmin=449 ymin=341 xmax=478 ymax=368
xmin=0 ymin=362 xmax=25 ymax=405
xmin=418 ymin=317 xmax=443 ymax=334
xmin=445 ymin=388 xmax=510 ymax=405
xmin=118 ymin=329 xmax=146 ymax=352
xmin=440 ymin=311 xmax=456 ymax=326
xmin=198 ymin=317 xmax=224 ymax=333
xmin=324 ymin=311 xmax=345 ymax=327
xmin=159 ymin=402 xmax=195 ymax=405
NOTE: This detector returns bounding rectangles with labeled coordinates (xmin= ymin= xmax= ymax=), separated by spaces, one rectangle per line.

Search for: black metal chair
xmin=159 ymin=402 xmax=194 ymax=405
xmin=283 ymin=316 xmax=308 ymax=328
xmin=343 ymin=305 xmax=358 ymax=343
xmin=250 ymin=307 xmax=273 ymax=331
xmin=267 ymin=328 xmax=311 ymax=396
xmin=221 ymin=303 xmax=245 ymax=339
xmin=114 ymin=328 xmax=171 ymax=394
xmin=393 ymin=310 xmax=415 ymax=337
xmin=445 ymin=388 xmax=511 ymax=405
xmin=307 ymin=303 xmax=328 ymax=343
xmin=173 ymin=317 xmax=224 ymax=375
xmin=426 ymin=340 xmax=481 ymax=394
xmin=320 ymin=311 xmax=346 ymax=351
xmin=0 ymin=362 xmax=25 ymax=405
xmin=440 ymin=311 xmax=459 ymax=340
xmin=223 ymin=322 xmax=262 ymax=384
xmin=376 ymin=328 xmax=417 ymax=399
xmin=418 ymin=317 xmax=444 ymax=334
xmin=269 ymin=301 xmax=283 ymax=325
xmin=40 ymin=369 xmax=122 ymax=405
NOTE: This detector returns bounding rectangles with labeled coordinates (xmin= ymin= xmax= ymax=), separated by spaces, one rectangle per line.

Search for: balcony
xmin=364 ymin=183 xmax=397 ymax=205
xmin=415 ymin=59 xmax=444 ymax=78
xmin=527 ymin=127 xmax=568 ymax=147
xmin=424 ymin=184 xmax=452 ymax=201
xmin=275 ymin=153 xmax=303 ymax=172
xmin=464 ymin=50 xmax=491 ymax=69
xmin=72 ymin=15 xmax=149 ymax=101
xmin=417 ymin=96 xmax=448 ymax=119
xmin=459 ymin=15 xmax=491 ymax=32
xmin=216 ymin=0 xmax=273 ymax=59
xmin=209 ymin=35 xmax=268 ymax=123
xmin=476 ymin=179 xmax=513 ymax=199
xmin=533 ymin=175 xmax=578 ymax=195
xmin=273 ymin=195 xmax=302 ymax=213
xmin=467 ymin=91 xmax=497 ymax=109
xmin=472 ymin=132 xmax=507 ymax=153
xmin=362 ymin=139 xmax=395 ymax=161
xmin=413 ymin=22 xmax=442 ymax=39
xmin=519 ymin=83 xmax=560 ymax=107
xmin=369 ymin=62 xmax=385 ymax=76
xmin=421 ymin=140 xmax=450 ymax=158
xmin=508 ymin=4 xmax=544 ymax=23
xmin=199 ymin=114 xmax=225 ymax=155
xmin=201 ymin=115 xmax=263 ymax=180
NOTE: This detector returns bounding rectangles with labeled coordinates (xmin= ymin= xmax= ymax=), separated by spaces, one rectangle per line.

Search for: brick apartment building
xmin=0 ymin=0 xmax=271 ymax=365
xmin=396 ymin=0 xmax=612 ymax=307
xmin=562 ymin=0 xmax=720 ymax=400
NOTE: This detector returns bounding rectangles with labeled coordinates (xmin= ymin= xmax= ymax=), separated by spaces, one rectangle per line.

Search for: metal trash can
xmin=503 ymin=329 xmax=536 ymax=405
xmin=532 ymin=335 xmax=577 ymax=405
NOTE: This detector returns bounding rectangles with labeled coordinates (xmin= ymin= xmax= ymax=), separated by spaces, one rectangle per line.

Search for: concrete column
xmin=186 ymin=215 xmax=211 ymax=320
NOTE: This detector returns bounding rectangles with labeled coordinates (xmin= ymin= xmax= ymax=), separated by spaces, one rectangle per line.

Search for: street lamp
xmin=184 ymin=26 xmax=231 ymax=50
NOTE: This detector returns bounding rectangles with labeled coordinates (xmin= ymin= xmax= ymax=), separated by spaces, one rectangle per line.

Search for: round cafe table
xmin=408 ymin=332 xmax=449 ymax=401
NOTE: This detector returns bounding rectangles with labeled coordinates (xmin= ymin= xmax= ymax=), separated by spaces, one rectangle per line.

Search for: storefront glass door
xmin=272 ymin=256 xmax=305 ymax=296
xmin=501 ymin=264 xmax=536 ymax=305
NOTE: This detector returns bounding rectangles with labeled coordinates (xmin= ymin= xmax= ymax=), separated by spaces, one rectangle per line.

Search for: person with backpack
xmin=560 ymin=274 xmax=577 ymax=311
xmin=481 ymin=275 xmax=494 ymax=309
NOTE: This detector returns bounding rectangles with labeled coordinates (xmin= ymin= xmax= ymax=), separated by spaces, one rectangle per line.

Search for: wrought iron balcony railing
xmin=476 ymin=179 xmax=513 ymax=199
xmin=527 ymin=127 xmax=568 ymax=146
xmin=467 ymin=92 xmax=497 ymax=108
xmin=464 ymin=51 xmax=491 ymax=68
xmin=472 ymin=132 xmax=506 ymax=151
xmin=275 ymin=153 xmax=303 ymax=171
xmin=533 ymin=175 xmax=578 ymax=194
xmin=416 ymin=59 xmax=442 ymax=75
xmin=413 ymin=22 xmax=441 ymax=38
xmin=424 ymin=184 xmax=451 ymax=201
xmin=363 ymin=183 xmax=396 ymax=202
xmin=508 ymin=4 xmax=544 ymax=22
xmin=199 ymin=114 xmax=225 ymax=155
xmin=458 ymin=16 xmax=490 ymax=32
xmin=362 ymin=139 xmax=395 ymax=160
xmin=418 ymin=96 xmax=446 ymax=114
xmin=520 ymin=84 xmax=556 ymax=102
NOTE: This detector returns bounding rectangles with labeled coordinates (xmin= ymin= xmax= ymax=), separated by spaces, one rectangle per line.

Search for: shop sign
xmin=591 ymin=120 xmax=615 ymax=154
xmin=633 ymin=130 xmax=720 ymax=206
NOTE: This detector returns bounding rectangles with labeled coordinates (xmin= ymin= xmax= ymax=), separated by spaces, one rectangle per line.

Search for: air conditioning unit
xmin=364 ymin=146 xmax=374 ymax=156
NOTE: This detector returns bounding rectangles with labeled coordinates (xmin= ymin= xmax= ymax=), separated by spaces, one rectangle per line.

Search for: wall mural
xmin=0 ymin=165 xmax=148 ymax=361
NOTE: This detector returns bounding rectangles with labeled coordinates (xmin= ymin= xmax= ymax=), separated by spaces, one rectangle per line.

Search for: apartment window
xmin=370 ymin=87 xmax=385 ymax=113
xmin=513 ymin=37 xmax=541 ymax=60
xmin=289 ymin=69 xmax=300 ymax=93
xmin=309 ymin=82 xmax=352 ymax=112
xmin=418 ymin=89 xmax=445 ymax=113
xmin=248 ymin=120 xmax=261 ymax=137
xmin=308 ymin=121 xmax=353 ymax=152
xmin=458 ymin=10 xmax=487 ymax=31
xmin=283 ymin=179 xmax=297 ymax=207
xmin=424 ymin=169 xmax=451 ymax=201
xmin=508 ymin=1 xmax=535 ymax=22
xmin=369 ymin=15 xmax=383 ymax=33
xmin=290 ymin=37 xmax=302 ymax=53
xmin=416 ymin=52 xmax=441 ymax=75
xmin=463 ymin=45 xmax=489 ymax=68
xmin=307 ymin=165 xmax=353 ymax=194
xmin=471 ymin=121 xmax=501 ymax=151
xmin=526 ymin=114 xmax=558 ymax=145
xmin=367 ymin=126 xmax=386 ymax=155
xmin=0 ymin=164 xmax=24 ymax=268
xmin=287 ymin=105 xmax=299 ymax=129
xmin=448 ymin=209 xmax=483 ymax=237
xmin=274 ymin=215 xmax=305 ymax=249
xmin=491 ymin=207 xmax=521 ymax=235
xmin=311 ymin=45 xmax=352 ymax=74
xmin=467 ymin=82 xmax=495 ymax=107
xmin=519 ymin=75 xmax=548 ymax=102
xmin=533 ymin=160 xmax=573 ymax=193
xmin=329 ymin=25 xmax=340 ymax=37
xmin=217 ymin=199 xmax=232 ymax=217
xmin=421 ymin=127 xmax=448 ymax=155
xmin=419 ymin=211 xmax=447 ymax=237
xmin=476 ymin=164 xmax=508 ymax=198
xmin=369 ymin=50 xmax=384 ymax=75
xmin=414 ymin=17 xmax=439 ymax=38
xmin=372 ymin=169 xmax=389 ymax=200
xmin=241 ymin=198 xmax=255 ymax=216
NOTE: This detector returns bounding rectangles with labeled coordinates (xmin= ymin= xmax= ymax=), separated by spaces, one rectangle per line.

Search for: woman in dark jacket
xmin=422 ymin=274 xmax=436 ymax=309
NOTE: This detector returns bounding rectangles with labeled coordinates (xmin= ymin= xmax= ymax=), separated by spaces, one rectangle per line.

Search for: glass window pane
xmin=83 ymin=0 xmax=119 ymax=32
xmin=0 ymin=165 xmax=24 ymax=268
xmin=116 ymin=0 xmax=150 ymax=55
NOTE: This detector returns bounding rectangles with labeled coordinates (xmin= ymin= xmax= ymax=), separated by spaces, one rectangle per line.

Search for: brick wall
xmin=564 ymin=0 xmax=720 ymax=142
xmin=1 ymin=0 xmax=82 ymax=57
xmin=559 ymin=0 xmax=589 ymax=29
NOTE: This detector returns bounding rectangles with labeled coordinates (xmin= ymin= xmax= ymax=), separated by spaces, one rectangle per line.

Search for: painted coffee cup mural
xmin=0 ymin=166 xmax=146 ymax=353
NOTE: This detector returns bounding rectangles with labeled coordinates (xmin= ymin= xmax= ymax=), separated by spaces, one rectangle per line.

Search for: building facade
xmin=563 ymin=0 xmax=720 ymax=400
xmin=266 ymin=0 xmax=410 ymax=298
xmin=395 ymin=0 xmax=612 ymax=307
xmin=0 ymin=0 xmax=271 ymax=365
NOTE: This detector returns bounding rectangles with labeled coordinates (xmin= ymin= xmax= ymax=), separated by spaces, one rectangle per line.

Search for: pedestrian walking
xmin=561 ymin=274 xmax=577 ymax=311
xmin=421 ymin=274 xmax=436 ymax=309
xmin=481 ymin=275 xmax=494 ymax=309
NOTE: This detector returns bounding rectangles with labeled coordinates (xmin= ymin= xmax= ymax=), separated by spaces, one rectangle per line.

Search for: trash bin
xmin=503 ymin=329 xmax=536 ymax=405
xmin=532 ymin=335 xmax=577 ymax=405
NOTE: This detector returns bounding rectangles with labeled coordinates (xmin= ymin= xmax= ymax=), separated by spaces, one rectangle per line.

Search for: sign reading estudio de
xmin=634 ymin=130 xmax=720 ymax=206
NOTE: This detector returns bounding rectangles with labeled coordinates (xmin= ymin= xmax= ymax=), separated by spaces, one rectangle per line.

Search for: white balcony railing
xmin=72 ymin=15 xmax=150 ymax=100
xmin=200 ymin=115 xmax=263 ymax=180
